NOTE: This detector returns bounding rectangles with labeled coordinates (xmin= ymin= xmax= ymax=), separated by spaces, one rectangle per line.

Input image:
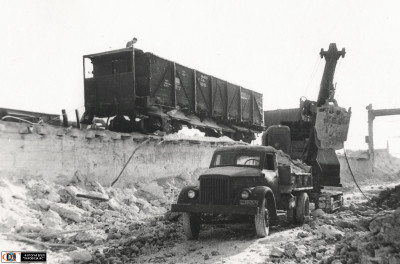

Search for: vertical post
xmin=368 ymin=112 xmax=375 ymax=171
xmin=130 ymin=38 xmax=137 ymax=101
xmin=173 ymin=62 xmax=177 ymax=107
xmin=62 ymin=109 xmax=68 ymax=128
xmin=210 ymin=76 xmax=213 ymax=115
xmin=225 ymin=81 xmax=229 ymax=120
xmin=239 ymin=86 xmax=243 ymax=122
xmin=75 ymin=109 xmax=81 ymax=129
xmin=193 ymin=70 xmax=197 ymax=113
xmin=366 ymin=104 xmax=375 ymax=170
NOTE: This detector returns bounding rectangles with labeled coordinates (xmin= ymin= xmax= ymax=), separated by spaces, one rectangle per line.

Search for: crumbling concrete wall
xmin=338 ymin=149 xmax=400 ymax=189
xmin=0 ymin=121 xmax=237 ymax=187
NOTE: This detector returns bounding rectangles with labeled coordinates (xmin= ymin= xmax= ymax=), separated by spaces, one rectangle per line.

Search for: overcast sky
xmin=1 ymin=0 xmax=400 ymax=150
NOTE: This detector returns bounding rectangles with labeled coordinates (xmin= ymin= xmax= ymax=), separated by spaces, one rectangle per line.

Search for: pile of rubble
xmin=370 ymin=184 xmax=400 ymax=210
xmin=267 ymin=185 xmax=400 ymax=264
xmin=0 ymin=173 xmax=187 ymax=263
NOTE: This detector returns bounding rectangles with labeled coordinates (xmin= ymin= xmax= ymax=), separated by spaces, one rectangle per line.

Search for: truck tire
xmin=182 ymin=213 xmax=201 ymax=240
xmin=295 ymin=192 xmax=310 ymax=224
xmin=254 ymin=198 xmax=269 ymax=237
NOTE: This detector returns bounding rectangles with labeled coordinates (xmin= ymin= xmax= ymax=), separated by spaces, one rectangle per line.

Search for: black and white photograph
xmin=1 ymin=1 xmax=400 ymax=263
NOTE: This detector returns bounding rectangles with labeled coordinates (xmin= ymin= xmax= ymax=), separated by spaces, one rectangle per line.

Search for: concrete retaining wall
xmin=0 ymin=121 xmax=239 ymax=187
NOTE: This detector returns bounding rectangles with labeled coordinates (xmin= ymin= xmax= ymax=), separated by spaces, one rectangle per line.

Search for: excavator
xmin=262 ymin=43 xmax=352 ymax=212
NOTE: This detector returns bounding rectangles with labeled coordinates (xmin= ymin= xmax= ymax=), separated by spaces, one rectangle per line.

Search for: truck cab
xmin=171 ymin=145 xmax=312 ymax=239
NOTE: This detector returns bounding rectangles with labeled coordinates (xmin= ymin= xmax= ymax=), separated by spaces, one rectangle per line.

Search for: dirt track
xmin=1 ymin=171 xmax=400 ymax=264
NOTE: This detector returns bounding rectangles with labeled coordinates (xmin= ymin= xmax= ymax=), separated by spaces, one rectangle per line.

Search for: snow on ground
xmin=1 ymin=147 xmax=400 ymax=264
xmin=163 ymin=127 xmax=235 ymax=143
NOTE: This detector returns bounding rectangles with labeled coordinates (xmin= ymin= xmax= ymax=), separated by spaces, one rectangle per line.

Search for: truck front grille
xmin=200 ymin=176 xmax=230 ymax=205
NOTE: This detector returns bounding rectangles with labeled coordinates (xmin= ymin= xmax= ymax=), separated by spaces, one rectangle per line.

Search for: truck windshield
xmin=212 ymin=152 xmax=261 ymax=168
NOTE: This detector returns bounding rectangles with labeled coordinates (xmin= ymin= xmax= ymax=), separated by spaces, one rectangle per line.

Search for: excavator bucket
xmin=315 ymin=104 xmax=351 ymax=150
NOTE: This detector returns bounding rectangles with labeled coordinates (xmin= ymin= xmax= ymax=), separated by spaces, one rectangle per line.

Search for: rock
xmin=295 ymin=249 xmax=306 ymax=259
xmin=164 ymin=211 xmax=181 ymax=222
xmin=75 ymin=231 xmax=97 ymax=243
xmin=59 ymin=256 xmax=74 ymax=264
xmin=94 ymin=238 xmax=103 ymax=245
xmin=297 ymin=231 xmax=310 ymax=238
xmin=270 ymin=246 xmax=285 ymax=257
xmin=316 ymin=225 xmax=343 ymax=238
xmin=40 ymin=210 xmax=63 ymax=228
xmin=138 ymin=182 xmax=165 ymax=199
xmin=108 ymin=198 xmax=121 ymax=211
xmin=284 ymin=242 xmax=298 ymax=257
xmin=317 ymin=245 xmax=327 ymax=253
xmin=361 ymin=209 xmax=376 ymax=217
xmin=50 ymin=203 xmax=85 ymax=222
xmin=204 ymin=254 xmax=209 ymax=260
xmin=211 ymin=251 xmax=219 ymax=256
xmin=311 ymin=209 xmax=325 ymax=218
xmin=80 ymin=200 xmax=94 ymax=212
xmin=314 ymin=239 xmax=327 ymax=247
xmin=302 ymin=224 xmax=312 ymax=232
xmin=47 ymin=191 xmax=61 ymax=202
xmin=91 ymin=181 xmax=107 ymax=194
xmin=35 ymin=199 xmax=51 ymax=210
xmin=68 ymin=250 xmax=92 ymax=263
xmin=297 ymin=245 xmax=307 ymax=251
xmin=21 ymin=223 xmax=43 ymax=233
xmin=65 ymin=186 xmax=79 ymax=197
xmin=335 ymin=220 xmax=357 ymax=229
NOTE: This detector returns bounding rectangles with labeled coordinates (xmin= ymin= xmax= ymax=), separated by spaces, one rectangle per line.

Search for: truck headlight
xmin=187 ymin=189 xmax=196 ymax=199
xmin=241 ymin=190 xmax=250 ymax=200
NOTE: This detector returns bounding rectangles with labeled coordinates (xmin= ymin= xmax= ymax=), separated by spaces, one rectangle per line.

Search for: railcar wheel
xmin=182 ymin=213 xmax=201 ymax=240
xmin=295 ymin=192 xmax=310 ymax=224
xmin=254 ymin=198 xmax=270 ymax=237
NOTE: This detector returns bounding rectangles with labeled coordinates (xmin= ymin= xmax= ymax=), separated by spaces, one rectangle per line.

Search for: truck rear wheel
xmin=254 ymin=198 xmax=269 ymax=237
xmin=295 ymin=192 xmax=310 ymax=224
xmin=182 ymin=213 xmax=201 ymax=240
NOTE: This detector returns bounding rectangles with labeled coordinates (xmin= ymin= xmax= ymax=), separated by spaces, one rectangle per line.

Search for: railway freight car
xmin=81 ymin=39 xmax=264 ymax=142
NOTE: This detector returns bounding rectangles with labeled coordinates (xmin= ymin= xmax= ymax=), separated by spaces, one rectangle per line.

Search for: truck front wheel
xmin=255 ymin=198 xmax=270 ymax=237
xmin=182 ymin=213 xmax=201 ymax=240
xmin=295 ymin=192 xmax=310 ymax=224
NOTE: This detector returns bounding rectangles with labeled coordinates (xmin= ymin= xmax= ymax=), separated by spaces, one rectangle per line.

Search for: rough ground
xmin=1 ymin=169 xmax=400 ymax=264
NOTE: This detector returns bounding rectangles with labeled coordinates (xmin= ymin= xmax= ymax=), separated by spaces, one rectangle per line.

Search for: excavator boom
xmin=313 ymin=43 xmax=351 ymax=150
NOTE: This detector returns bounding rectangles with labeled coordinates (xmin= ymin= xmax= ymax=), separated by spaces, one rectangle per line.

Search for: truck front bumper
xmin=171 ymin=203 xmax=259 ymax=215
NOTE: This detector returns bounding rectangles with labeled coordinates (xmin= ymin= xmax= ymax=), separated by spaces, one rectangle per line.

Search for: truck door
xmin=262 ymin=153 xmax=279 ymax=197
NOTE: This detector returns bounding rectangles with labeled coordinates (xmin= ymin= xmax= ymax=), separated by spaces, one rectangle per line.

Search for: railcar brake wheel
xmin=254 ymin=198 xmax=270 ymax=237
xmin=182 ymin=213 xmax=201 ymax=240
xmin=295 ymin=192 xmax=310 ymax=224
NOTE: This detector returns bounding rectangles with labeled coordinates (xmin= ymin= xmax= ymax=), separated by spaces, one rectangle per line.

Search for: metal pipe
xmin=61 ymin=109 xmax=68 ymax=127
xmin=75 ymin=109 xmax=81 ymax=129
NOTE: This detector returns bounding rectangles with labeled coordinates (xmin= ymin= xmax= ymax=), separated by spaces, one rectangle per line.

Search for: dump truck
xmin=171 ymin=145 xmax=313 ymax=238
xmin=262 ymin=43 xmax=351 ymax=212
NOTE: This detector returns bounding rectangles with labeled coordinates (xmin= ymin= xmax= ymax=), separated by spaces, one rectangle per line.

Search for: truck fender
xmin=177 ymin=186 xmax=199 ymax=204
xmin=252 ymin=186 xmax=277 ymax=219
